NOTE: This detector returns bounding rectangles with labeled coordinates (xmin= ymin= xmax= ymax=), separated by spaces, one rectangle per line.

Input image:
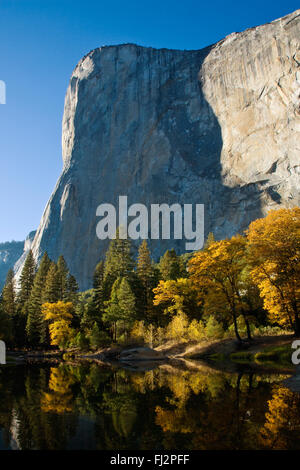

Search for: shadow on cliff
xmin=137 ymin=44 xmax=265 ymax=258
xmin=39 ymin=43 xmax=266 ymax=289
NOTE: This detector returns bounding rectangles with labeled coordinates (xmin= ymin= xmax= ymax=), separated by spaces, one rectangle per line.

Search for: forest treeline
xmin=0 ymin=207 xmax=299 ymax=350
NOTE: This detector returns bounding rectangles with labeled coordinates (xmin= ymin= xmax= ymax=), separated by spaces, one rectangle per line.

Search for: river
xmin=0 ymin=360 xmax=299 ymax=450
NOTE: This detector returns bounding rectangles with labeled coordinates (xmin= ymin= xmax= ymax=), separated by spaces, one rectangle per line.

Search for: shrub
xmin=166 ymin=313 xmax=189 ymax=341
xmin=204 ymin=316 xmax=224 ymax=339
xmin=187 ymin=319 xmax=205 ymax=341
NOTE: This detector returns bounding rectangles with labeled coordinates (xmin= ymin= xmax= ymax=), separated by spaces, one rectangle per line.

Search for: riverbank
xmin=7 ymin=334 xmax=295 ymax=372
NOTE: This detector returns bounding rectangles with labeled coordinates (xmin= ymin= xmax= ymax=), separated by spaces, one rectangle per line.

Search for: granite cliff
xmin=16 ymin=9 xmax=300 ymax=290
xmin=0 ymin=231 xmax=36 ymax=290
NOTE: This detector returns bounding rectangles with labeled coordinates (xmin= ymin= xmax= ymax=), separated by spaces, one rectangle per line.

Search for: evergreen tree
xmin=93 ymin=261 xmax=105 ymax=313
xmin=65 ymin=274 xmax=79 ymax=305
xmin=103 ymin=229 xmax=135 ymax=298
xmin=56 ymin=255 xmax=69 ymax=300
xmin=158 ymin=249 xmax=185 ymax=281
xmin=0 ymin=300 xmax=12 ymax=343
xmin=77 ymin=290 xmax=98 ymax=331
xmin=26 ymin=253 xmax=51 ymax=346
xmin=103 ymin=278 xmax=122 ymax=341
xmin=18 ymin=250 xmax=36 ymax=307
xmin=118 ymin=277 xmax=137 ymax=332
xmin=103 ymin=277 xmax=137 ymax=341
xmin=0 ymin=269 xmax=15 ymax=343
xmin=93 ymin=261 xmax=104 ymax=289
xmin=89 ymin=322 xmax=109 ymax=349
xmin=43 ymin=262 xmax=60 ymax=303
xmin=136 ymin=241 xmax=158 ymax=323
xmin=14 ymin=251 xmax=36 ymax=346
xmin=2 ymin=269 xmax=16 ymax=317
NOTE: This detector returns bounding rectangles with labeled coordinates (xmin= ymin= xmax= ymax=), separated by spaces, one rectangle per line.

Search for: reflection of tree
xmin=154 ymin=370 xmax=269 ymax=450
xmin=2 ymin=366 xmax=78 ymax=449
xmin=1 ymin=362 xmax=299 ymax=450
xmin=102 ymin=392 xmax=137 ymax=438
xmin=41 ymin=366 xmax=75 ymax=414
xmin=260 ymin=385 xmax=300 ymax=449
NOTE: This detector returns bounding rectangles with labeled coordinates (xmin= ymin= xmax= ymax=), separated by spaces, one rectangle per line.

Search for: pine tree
xmin=15 ymin=250 xmax=36 ymax=345
xmin=103 ymin=229 xmax=135 ymax=298
xmin=118 ymin=277 xmax=137 ymax=329
xmin=89 ymin=322 xmax=109 ymax=349
xmin=2 ymin=269 xmax=16 ymax=317
xmin=26 ymin=253 xmax=51 ymax=346
xmin=92 ymin=261 xmax=105 ymax=322
xmin=136 ymin=241 xmax=158 ymax=323
xmin=18 ymin=250 xmax=36 ymax=306
xmin=65 ymin=274 xmax=79 ymax=304
xmin=103 ymin=278 xmax=122 ymax=341
xmin=158 ymin=249 xmax=184 ymax=281
xmin=0 ymin=299 xmax=12 ymax=343
xmin=0 ymin=269 xmax=15 ymax=343
xmin=43 ymin=262 xmax=60 ymax=303
xmin=56 ymin=255 xmax=69 ymax=300
xmin=103 ymin=277 xmax=137 ymax=341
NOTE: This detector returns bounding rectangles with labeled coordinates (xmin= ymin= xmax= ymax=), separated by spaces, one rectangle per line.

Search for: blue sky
xmin=0 ymin=0 xmax=298 ymax=242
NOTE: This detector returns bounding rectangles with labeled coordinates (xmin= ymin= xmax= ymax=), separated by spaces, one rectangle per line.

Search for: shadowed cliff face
xmin=17 ymin=9 xmax=300 ymax=290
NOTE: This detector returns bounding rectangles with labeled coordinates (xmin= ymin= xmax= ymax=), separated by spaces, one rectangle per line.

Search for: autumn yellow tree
xmin=247 ymin=208 xmax=300 ymax=335
xmin=153 ymin=278 xmax=199 ymax=341
xmin=153 ymin=277 xmax=200 ymax=322
xmin=41 ymin=301 xmax=74 ymax=348
xmin=189 ymin=235 xmax=252 ymax=342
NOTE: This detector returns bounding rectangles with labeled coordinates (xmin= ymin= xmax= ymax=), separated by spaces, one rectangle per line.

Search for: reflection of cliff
xmin=14 ymin=9 xmax=300 ymax=290
xmin=9 ymin=409 xmax=21 ymax=450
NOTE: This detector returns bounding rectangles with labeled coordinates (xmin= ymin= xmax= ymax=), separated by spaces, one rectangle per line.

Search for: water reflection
xmin=0 ymin=362 xmax=299 ymax=450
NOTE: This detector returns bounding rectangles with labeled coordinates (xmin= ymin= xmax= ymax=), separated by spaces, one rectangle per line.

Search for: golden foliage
xmin=260 ymin=385 xmax=300 ymax=449
xmin=247 ymin=208 xmax=300 ymax=332
xmin=41 ymin=366 xmax=75 ymax=414
xmin=189 ymin=235 xmax=247 ymax=339
xmin=153 ymin=278 xmax=198 ymax=317
xmin=41 ymin=301 xmax=74 ymax=347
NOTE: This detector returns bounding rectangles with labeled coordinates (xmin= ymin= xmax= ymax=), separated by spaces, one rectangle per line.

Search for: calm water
xmin=0 ymin=360 xmax=299 ymax=450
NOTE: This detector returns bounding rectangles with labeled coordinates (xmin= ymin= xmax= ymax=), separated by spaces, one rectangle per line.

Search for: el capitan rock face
xmin=17 ymin=10 xmax=300 ymax=290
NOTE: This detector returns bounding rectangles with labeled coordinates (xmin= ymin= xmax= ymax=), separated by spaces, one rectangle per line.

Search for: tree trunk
xmin=244 ymin=316 xmax=252 ymax=341
xmin=233 ymin=313 xmax=242 ymax=342
xmin=294 ymin=314 xmax=300 ymax=337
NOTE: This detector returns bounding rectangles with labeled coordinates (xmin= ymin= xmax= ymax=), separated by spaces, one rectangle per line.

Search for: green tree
xmin=65 ymin=274 xmax=79 ymax=305
xmin=103 ymin=230 xmax=135 ymax=298
xmin=136 ymin=241 xmax=158 ymax=324
xmin=118 ymin=277 xmax=137 ymax=334
xmin=43 ymin=262 xmax=60 ymax=303
xmin=103 ymin=278 xmax=122 ymax=341
xmin=0 ymin=300 xmax=12 ymax=342
xmin=103 ymin=277 xmax=137 ymax=342
xmin=26 ymin=253 xmax=51 ymax=346
xmin=92 ymin=261 xmax=105 ymax=320
xmin=2 ymin=269 xmax=16 ymax=317
xmin=89 ymin=322 xmax=110 ymax=349
xmin=56 ymin=256 xmax=69 ymax=300
xmin=158 ymin=249 xmax=185 ymax=281
xmin=18 ymin=250 xmax=36 ymax=317
xmin=0 ymin=269 xmax=15 ymax=343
